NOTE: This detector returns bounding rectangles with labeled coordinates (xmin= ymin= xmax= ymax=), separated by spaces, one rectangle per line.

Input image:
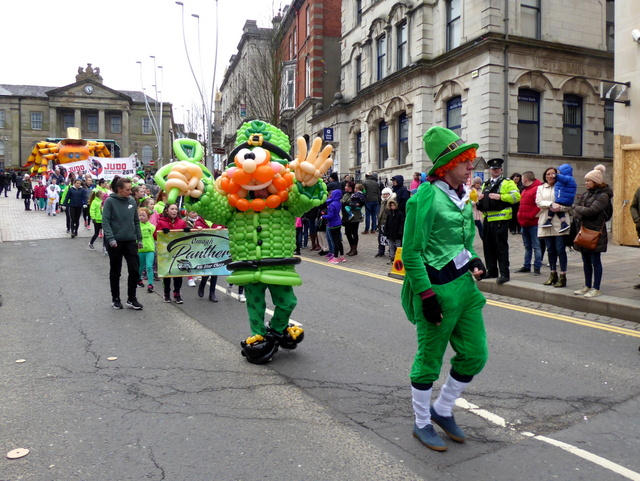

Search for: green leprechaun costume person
xmin=156 ymin=120 xmax=332 ymax=364
xmin=401 ymin=126 xmax=488 ymax=452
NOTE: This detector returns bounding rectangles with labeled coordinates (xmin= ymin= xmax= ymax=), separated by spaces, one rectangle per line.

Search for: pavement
xmin=300 ymin=221 xmax=640 ymax=324
xmin=1 ymin=192 xmax=639 ymax=322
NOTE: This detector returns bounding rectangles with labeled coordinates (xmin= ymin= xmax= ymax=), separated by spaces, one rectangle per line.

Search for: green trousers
xmin=410 ymin=272 xmax=488 ymax=384
xmin=244 ymin=283 xmax=297 ymax=336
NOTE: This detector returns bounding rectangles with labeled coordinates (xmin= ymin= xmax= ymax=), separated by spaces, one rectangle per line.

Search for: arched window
xmin=397 ymin=21 xmax=408 ymax=70
xmin=563 ymin=94 xmax=582 ymax=156
xmin=355 ymin=56 xmax=362 ymax=93
xmin=141 ymin=145 xmax=153 ymax=165
xmin=446 ymin=96 xmax=462 ymax=136
xmin=378 ymin=120 xmax=388 ymax=168
xmin=305 ymin=56 xmax=311 ymax=98
xmin=518 ymin=89 xmax=540 ymax=154
xmin=398 ymin=113 xmax=409 ymax=164
xmin=446 ymin=0 xmax=461 ymax=51
xmin=376 ymin=34 xmax=386 ymax=81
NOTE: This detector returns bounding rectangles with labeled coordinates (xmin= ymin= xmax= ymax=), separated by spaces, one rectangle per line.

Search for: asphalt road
xmin=2 ymin=238 xmax=639 ymax=481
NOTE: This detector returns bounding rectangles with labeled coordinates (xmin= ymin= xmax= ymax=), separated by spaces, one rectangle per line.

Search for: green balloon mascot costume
xmin=155 ymin=121 xmax=333 ymax=363
xmin=401 ymin=126 xmax=489 ymax=452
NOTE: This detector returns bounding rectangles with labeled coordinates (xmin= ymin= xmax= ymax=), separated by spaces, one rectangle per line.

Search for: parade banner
xmin=61 ymin=156 xmax=137 ymax=181
xmin=62 ymin=159 xmax=90 ymax=179
xmin=156 ymin=228 xmax=232 ymax=278
xmin=88 ymin=156 xmax=136 ymax=180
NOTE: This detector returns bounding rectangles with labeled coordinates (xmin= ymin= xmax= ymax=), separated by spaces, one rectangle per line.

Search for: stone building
xmin=613 ymin=0 xmax=638 ymax=143
xmin=0 ymin=64 xmax=174 ymax=170
xmin=219 ymin=20 xmax=276 ymax=156
xmin=310 ymin=0 xmax=614 ymax=184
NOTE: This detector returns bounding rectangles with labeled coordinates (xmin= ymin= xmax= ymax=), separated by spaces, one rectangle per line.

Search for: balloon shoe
xmin=240 ymin=334 xmax=278 ymax=364
xmin=430 ymin=406 xmax=465 ymax=443
xmin=413 ymin=423 xmax=447 ymax=452
xmin=267 ymin=323 xmax=304 ymax=350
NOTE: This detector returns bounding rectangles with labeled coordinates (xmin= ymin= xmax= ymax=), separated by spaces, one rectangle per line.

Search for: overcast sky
xmin=2 ymin=0 xmax=284 ymax=125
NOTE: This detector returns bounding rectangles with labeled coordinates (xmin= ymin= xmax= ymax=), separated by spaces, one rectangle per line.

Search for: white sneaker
xmin=187 ymin=278 xmax=196 ymax=287
xmin=573 ymin=286 xmax=590 ymax=295
xmin=583 ymin=288 xmax=601 ymax=298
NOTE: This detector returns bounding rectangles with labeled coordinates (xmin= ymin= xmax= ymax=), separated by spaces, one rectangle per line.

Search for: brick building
xmin=276 ymin=0 xmax=342 ymax=146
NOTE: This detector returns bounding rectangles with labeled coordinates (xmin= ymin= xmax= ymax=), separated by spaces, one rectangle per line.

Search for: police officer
xmin=476 ymin=158 xmax=521 ymax=284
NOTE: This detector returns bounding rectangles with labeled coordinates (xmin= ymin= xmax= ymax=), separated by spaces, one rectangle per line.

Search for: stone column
xmin=98 ymin=110 xmax=105 ymax=139
xmin=49 ymin=107 xmax=57 ymax=137
xmin=74 ymin=109 xmax=81 ymax=130
xmin=387 ymin=117 xmax=397 ymax=165
xmin=368 ymin=126 xmax=377 ymax=170
xmin=122 ymin=110 xmax=129 ymax=156
xmin=11 ymin=107 xmax=20 ymax=167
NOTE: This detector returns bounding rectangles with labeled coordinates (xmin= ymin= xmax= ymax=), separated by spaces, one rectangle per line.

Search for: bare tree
xmin=238 ymin=35 xmax=282 ymax=127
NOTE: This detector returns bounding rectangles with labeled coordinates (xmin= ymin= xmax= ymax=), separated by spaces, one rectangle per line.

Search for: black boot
xmin=553 ymin=273 xmax=567 ymax=288
xmin=209 ymin=276 xmax=218 ymax=302
xmin=198 ymin=277 xmax=207 ymax=298
xmin=543 ymin=272 xmax=558 ymax=286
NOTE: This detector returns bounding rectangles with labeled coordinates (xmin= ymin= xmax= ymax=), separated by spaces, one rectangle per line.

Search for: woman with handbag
xmin=536 ymin=167 xmax=572 ymax=287
xmin=572 ymin=165 xmax=613 ymax=298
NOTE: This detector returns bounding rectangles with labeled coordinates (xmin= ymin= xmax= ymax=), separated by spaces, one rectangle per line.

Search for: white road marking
xmin=214 ymin=281 xmax=639 ymax=479
xmin=215 ymin=285 xmax=301 ymax=326
xmin=456 ymin=398 xmax=640 ymax=480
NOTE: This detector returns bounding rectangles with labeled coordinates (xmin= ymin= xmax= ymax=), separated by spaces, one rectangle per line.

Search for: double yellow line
xmin=302 ymin=257 xmax=640 ymax=339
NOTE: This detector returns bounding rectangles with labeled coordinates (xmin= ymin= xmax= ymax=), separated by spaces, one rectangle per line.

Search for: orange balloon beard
xmin=216 ymin=162 xmax=295 ymax=212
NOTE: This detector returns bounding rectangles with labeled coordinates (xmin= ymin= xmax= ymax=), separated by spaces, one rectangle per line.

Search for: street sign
xmin=323 ymin=127 xmax=334 ymax=142
xmin=240 ymin=104 xmax=247 ymax=118
xmin=211 ymin=147 xmax=226 ymax=154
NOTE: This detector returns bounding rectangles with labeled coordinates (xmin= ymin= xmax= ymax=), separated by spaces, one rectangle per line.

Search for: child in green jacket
xmin=137 ymin=208 xmax=157 ymax=293
xmin=88 ymin=190 xmax=106 ymax=250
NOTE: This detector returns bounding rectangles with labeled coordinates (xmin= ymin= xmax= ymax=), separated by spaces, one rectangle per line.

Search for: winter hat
xmin=381 ymin=187 xmax=392 ymax=196
xmin=423 ymin=126 xmax=478 ymax=176
xmin=585 ymin=164 xmax=605 ymax=185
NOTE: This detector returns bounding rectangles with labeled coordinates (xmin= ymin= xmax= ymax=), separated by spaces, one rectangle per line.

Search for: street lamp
xmin=175 ymin=0 xmax=220 ymax=169
xmin=136 ymin=59 xmax=164 ymax=166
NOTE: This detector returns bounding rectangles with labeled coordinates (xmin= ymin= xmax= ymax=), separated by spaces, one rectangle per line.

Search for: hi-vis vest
xmin=479 ymin=177 xmax=521 ymax=222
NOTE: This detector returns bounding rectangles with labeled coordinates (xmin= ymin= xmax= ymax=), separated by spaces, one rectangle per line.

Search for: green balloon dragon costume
xmin=155 ymin=120 xmax=333 ymax=363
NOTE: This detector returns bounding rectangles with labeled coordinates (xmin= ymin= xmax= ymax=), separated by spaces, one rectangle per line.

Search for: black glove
xmin=468 ymin=257 xmax=486 ymax=279
xmin=162 ymin=228 xmax=170 ymax=234
xmin=183 ymin=227 xmax=191 ymax=232
xmin=421 ymin=295 xmax=442 ymax=325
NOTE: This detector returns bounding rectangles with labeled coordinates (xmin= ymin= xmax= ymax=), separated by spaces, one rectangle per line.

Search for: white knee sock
xmin=411 ymin=386 xmax=432 ymax=428
xmin=433 ymin=375 xmax=469 ymax=417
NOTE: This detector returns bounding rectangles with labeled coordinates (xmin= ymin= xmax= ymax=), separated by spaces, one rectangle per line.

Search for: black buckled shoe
xmin=240 ymin=334 xmax=278 ymax=364
xmin=267 ymin=323 xmax=304 ymax=350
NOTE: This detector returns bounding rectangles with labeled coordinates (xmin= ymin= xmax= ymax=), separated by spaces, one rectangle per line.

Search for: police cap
xmin=487 ymin=158 xmax=504 ymax=169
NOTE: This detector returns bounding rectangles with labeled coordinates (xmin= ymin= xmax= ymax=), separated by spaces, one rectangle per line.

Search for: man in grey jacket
xmin=102 ymin=178 xmax=143 ymax=310
xmin=363 ymin=172 xmax=381 ymax=234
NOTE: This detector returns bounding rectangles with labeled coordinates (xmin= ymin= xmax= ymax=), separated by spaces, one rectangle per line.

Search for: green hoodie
xmin=89 ymin=196 xmax=103 ymax=223
xmin=102 ymin=193 xmax=141 ymax=244
xmin=138 ymin=221 xmax=156 ymax=253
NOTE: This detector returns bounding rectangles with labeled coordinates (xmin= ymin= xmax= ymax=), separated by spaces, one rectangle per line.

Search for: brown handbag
xmin=573 ymin=225 xmax=601 ymax=250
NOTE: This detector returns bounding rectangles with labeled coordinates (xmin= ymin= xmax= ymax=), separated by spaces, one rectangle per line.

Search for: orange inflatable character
xmin=24 ymin=127 xmax=111 ymax=175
